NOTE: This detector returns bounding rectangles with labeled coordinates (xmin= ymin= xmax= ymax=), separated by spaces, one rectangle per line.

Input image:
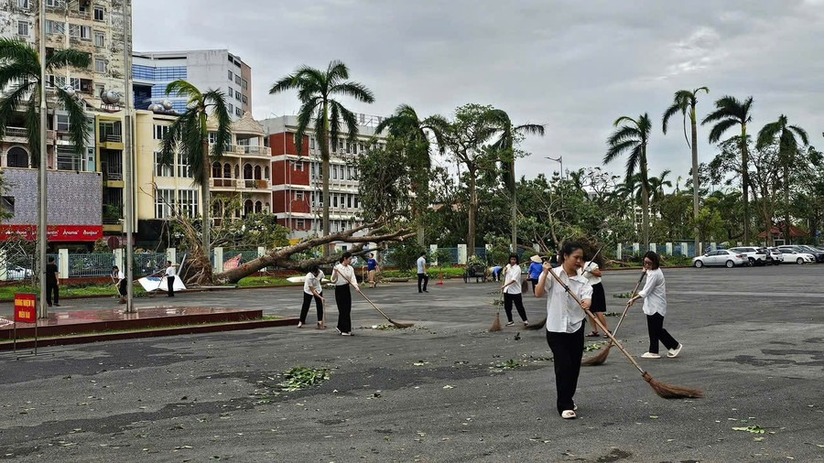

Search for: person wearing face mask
xmin=534 ymin=241 xmax=593 ymax=420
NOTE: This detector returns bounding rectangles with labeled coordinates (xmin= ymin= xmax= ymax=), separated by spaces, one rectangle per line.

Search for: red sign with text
xmin=14 ymin=293 xmax=37 ymax=323
xmin=0 ymin=225 xmax=103 ymax=242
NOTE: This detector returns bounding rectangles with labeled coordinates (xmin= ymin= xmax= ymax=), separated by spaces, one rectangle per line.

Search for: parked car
xmin=692 ymin=250 xmax=749 ymax=268
xmin=775 ymin=247 xmax=815 ymax=264
xmin=7 ymin=265 xmax=33 ymax=280
xmin=729 ymin=247 xmax=768 ymax=266
xmin=764 ymin=247 xmax=783 ymax=265
xmin=795 ymin=245 xmax=824 ymax=263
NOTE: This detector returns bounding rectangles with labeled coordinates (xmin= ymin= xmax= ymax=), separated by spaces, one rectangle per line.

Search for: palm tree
xmin=0 ymin=38 xmax=91 ymax=166
xmin=375 ymin=104 xmax=449 ymax=245
xmin=604 ymin=113 xmax=653 ymax=249
xmin=662 ymin=87 xmax=708 ymax=256
xmin=756 ymin=115 xmax=809 ymax=244
xmin=270 ymin=60 xmax=375 ymax=254
xmin=489 ymin=109 xmax=545 ymax=251
xmin=701 ymin=95 xmax=754 ymax=243
xmin=160 ymin=80 xmax=232 ymax=271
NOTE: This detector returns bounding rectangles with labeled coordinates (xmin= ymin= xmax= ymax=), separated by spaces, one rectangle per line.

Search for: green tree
xmin=269 ymin=60 xmax=375 ymax=255
xmin=160 ymin=79 xmax=232 ymax=276
xmin=702 ymin=95 xmax=754 ymax=243
xmin=604 ymin=113 xmax=653 ymax=249
xmin=0 ymin=38 xmax=91 ymax=166
xmin=662 ymin=87 xmax=709 ymax=256
xmin=756 ymin=114 xmax=809 ymax=243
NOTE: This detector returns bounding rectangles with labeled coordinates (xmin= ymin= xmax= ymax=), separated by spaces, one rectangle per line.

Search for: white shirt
xmin=416 ymin=256 xmax=426 ymax=274
xmin=544 ymin=267 xmax=593 ymax=333
xmin=579 ymin=261 xmax=601 ymax=285
xmin=332 ymin=263 xmax=359 ymax=291
xmin=503 ymin=264 xmax=522 ymax=294
xmin=303 ymin=270 xmax=324 ymax=295
xmin=165 ymin=265 xmax=176 ymax=277
xmin=637 ymin=268 xmax=667 ymax=316
xmin=116 ymin=270 xmax=124 ymax=280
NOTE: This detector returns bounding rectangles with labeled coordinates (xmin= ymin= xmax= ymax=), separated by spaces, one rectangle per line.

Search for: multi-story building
xmin=0 ymin=0 xmax=132 ymax=248
xmin=132 ymin=108 xmax=271 ymax=246
xmin=132 ymin=49 xmax=252 ymax=119
xmin=260 ymin=114 xmax=387 ymax=241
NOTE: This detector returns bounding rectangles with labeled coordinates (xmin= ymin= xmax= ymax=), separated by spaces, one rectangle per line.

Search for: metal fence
xmin=67 ymin=252 xmax=114 ymax=278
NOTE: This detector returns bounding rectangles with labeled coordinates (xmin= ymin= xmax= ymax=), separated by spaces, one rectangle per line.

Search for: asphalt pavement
xmin=0 ymin=265 xmax=822 ymax=462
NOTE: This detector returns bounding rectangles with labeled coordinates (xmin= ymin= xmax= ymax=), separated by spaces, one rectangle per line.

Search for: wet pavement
xmin=0 ymin=265 xmax=822 ymax=462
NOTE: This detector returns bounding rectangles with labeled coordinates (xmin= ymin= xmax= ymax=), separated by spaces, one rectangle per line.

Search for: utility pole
xmin=37 ymin=0 xmax=49 ymax=319
xmin=123 ymin=0 xmax=135 ymax=312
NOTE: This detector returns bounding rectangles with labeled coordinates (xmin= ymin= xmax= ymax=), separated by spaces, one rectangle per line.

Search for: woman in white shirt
xmin=165 ymin=261 xmax=176 ymax=297
xmin=299 ymin=265 xmax=325 ymax=329
xmin=534 ymin=242 xmax=593 ymax=420
xmin=580 ymin=259 xmax=610 ymax=337
xmin=501 ymin=253 xmax=529 ymax=326
xmin=331 ymin=252 xmax=359 ymax=336
xmin=628 ymin=251 xmax=682 ymax=359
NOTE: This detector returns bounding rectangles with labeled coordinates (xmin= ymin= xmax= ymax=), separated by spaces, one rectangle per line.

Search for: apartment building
xmin=259 ymin=114 xmax=387 ymax=241
xmin=132 ymin=108 xmax=271 ymax=246
xmin=0 ymin=0 xmax=132 ymax=247
xmin=132 ymin=49 xmax=252 ymax=119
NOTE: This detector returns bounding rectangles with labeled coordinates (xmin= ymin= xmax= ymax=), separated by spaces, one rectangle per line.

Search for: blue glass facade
xmin=132 ymin=63 xmax=188 ymax=113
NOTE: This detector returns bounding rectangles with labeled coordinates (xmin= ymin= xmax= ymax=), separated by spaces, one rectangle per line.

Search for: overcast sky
xmin=133 ymin=0 xmax=824 ymax=186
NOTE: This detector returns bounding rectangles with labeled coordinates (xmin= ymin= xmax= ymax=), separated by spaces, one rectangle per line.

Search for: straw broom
xmin=334 ymin=270 xmax=414 ymax=329
xmin=489 ymin=292 xmax=503 ymax=332
xmin=547 ymin=267 xmax=703 ymax=399
xmin=582 ymin=269 xmax=646 ymax=366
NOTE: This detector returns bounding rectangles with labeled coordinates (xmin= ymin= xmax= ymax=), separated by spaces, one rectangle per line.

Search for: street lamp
xmin=545 ymin=156 xmax=563 ymax=180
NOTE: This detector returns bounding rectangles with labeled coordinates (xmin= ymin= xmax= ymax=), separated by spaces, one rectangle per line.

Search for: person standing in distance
xmin=534 ymin=241 xmax=593 ymax=419
xmin=331 ymin=252 xmax=359 ymax=336
xmin=502 ymin=253 xmax=529 ymax=326
xmin=628 ymin=251 xmax=682 ymax=359
xmin=46 ymin=256 xmax=60 ymax=307
xmin=366 ymin=253 xmax=380 ymax=288
xmin=165 ymin=261 xmax=177 ymax=297
xmin=527 ymin=255 xmax=544 ymax=293
xmin=416 ymin=251 xmax=429 ymax=293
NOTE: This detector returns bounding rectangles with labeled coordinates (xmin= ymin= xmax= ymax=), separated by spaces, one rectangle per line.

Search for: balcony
xmin=243 ymin=145 xmax=271 ymax=156
xmin=211 ymin=144 xmax=271 ymax=158
xmin=4 ymin=126 xmax=56 ymax=143
xmin=210 ymin=178 xmax=271 ymax=191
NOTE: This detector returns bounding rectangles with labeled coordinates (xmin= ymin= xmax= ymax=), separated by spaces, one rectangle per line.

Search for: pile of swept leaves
xmin=278 ymin=366 xmax=330 ymax=392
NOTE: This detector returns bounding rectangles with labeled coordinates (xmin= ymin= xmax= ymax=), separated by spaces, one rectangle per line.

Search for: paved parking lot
xmin=0 ymin=265 xmax=822 ymax=462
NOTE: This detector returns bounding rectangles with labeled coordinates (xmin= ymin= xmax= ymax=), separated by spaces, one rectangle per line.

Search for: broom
xmin=547 ymin=267 xmax=703 ymax=399
xmin=582 ymin=269 xmax=646 ymax=366
xmin=489 ymin=293 xmax=503 ymax=332
xmin=334 ymin=270 xmax=414 ymax=329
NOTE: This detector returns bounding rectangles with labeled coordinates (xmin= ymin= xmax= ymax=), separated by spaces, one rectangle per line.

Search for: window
xmin=178 ymin=190 xmax=199 ymax=218
xmin=17 ymin=0 xmax=30 ymax=9
xmin=295 ymin=191 xmax=304 ymax=201
xmin=310 ymin=137 xmax=316 ymax=150
xmin=154 ymin=152 xmax=172 ymax=177
xmin=95 ymin=58 xmax=107 ymax=73
xmin=17 ymin=21 xmax=29 ymax=37
xmin=296 ymin=219 xmax=305 ymax=230
xmin=94 ymin=31 xmax=104 ymax=47
xmin=46 ymin=0 xmax=61 ymax=6
xmin=241 ymin=78 xmax=248 ymax=90
xmin=332 ymin=165 xmax=337 ymax=180
xmin=153 ymin=125 xmax=169 ymax=140
xmin=227 ymin=103 xmax=233 ymax=114
xmin=46 ymin=20 xmax=65 ymax=35
xmin=235 ymin=89 xmax=241 ymax=101
xmin=228 ymin=70 xmax=233 ymax=81
xmin=177 ymin=153 xmax=192 ymax=178
xmin=94 ymin=7 xmax=104 ymax=21
xmin=56 ymin=114 xmax=70 ymax=131
xmin=234 ymin=75 xmax=241 ymax=85
xmin=235 ymin=107 xmax=242 ymax=116
xmin=81 ymin=25 xmax=91 ymax=40
xmin=56 ymin=146 xmax=82 ymax=171
xmin=155 ymin=189 xmax=173 ymax=219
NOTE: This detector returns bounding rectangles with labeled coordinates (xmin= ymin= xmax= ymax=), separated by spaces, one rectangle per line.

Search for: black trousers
xmin=546 ymin=324 xmax=585 ymax=415
xmin=645 ymin=313 xmax=679 ymax=354
xmin=167 ymin=276 xmax=175 ymax=297
xmin=118 ymin=280 xmax=127 ymax=297
xmin=529 ymin=278 xmax=539 ymax=292
xmin=335 ymin=285 xmax=352 ymax=333
xmin=300 ymin=291 xmax=324 ymax=323
xmin=417 ymin=273 xmax=429 ymax=292
xmin=503 ymin=293 xmax=527 ymax=322
xmin=46 ymin=282 xmax=59 ymax=305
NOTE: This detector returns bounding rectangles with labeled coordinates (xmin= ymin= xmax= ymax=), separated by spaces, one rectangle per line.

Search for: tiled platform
xmin=0 ymin=307 xmax=295 ymax=350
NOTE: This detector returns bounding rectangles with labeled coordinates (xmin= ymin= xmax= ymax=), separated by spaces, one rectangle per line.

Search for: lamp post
xmin=545 ymin=155 xmax=563 ymax=180
xmin=123 ymin=0 xmax=135 ymax=313
xmin=38 ymin=0 xmax=48 ymax=319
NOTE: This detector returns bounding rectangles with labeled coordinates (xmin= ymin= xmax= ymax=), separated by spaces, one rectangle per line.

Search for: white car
xmin=7 ymin=265 xmax=33 ymax=280
xmin=776 ymin=248 xmax=815 ymax=264
xmin=692 ymin=250 xmax=749 ymax=268
xmin=729 ymin=247 xmax=768 ymax=266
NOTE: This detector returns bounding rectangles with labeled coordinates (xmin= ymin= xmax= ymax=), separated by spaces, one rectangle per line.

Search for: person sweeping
xmin=331 ymin=252 xmax=359 ymax=336
xmin=298 ymin=265 xmax=325 ymax=329
xmin=534 ymin=241 xmax=593 ymax=419
xmin=628 ymin=251 xmax=683 ymax=359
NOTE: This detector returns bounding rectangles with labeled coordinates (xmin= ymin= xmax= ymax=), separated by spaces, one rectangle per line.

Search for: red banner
xmin=14 ymin=294 xmax=37 ymax=323
xmin=0 ymin=225 xmax=103 ymax=242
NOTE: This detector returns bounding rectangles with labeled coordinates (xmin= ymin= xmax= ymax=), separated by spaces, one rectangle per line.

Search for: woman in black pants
xmin=331 ymin=252 xmax=359 ymax=336
xmin=628 ymin=251 xmax=682 ymax=359
xmin=534 ymin=242 xmax=593 ymax=419
xmin=298 ymin=265 xmax=325 ymax=329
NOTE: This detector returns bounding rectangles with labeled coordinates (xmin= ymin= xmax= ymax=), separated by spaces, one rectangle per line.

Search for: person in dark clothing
xmin=46 ymin=256 xmax=60 ymax=307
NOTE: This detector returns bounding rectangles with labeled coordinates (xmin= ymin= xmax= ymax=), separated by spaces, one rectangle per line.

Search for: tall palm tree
xmin=375 ymin=104 xmax=449 ymax=245
xmin=756 ymin=114 xmax=809 ymax=244
xmin=662 ymin=87 xmax=708 ymax=256
xmin=160 ymin=80 xmax=232 ymax=271
xmin=489 ymin=109 xmax=545 ymax=251
xmin=604 ymin=113 xmax=653 ymax=249
xmin=0 ymin=38 xmax=90 ymax=166
xmin=701 ymin=95 xmax=754 ymax=243
xmin=270 ymin=60 xmax=375 ymax=254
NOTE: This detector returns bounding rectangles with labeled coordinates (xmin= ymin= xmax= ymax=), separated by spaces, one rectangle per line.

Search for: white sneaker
xmin=667 ymin=343 xmax=683 ymax=358
xmin=641 ymin=352 xmax=661 ymax=359
xmin=561 ymin=410 xmax=577 ymax=419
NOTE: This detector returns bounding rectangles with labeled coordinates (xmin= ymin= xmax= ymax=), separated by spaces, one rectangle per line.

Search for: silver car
xmin=692 ymin=250 xmax=749 ymax=268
